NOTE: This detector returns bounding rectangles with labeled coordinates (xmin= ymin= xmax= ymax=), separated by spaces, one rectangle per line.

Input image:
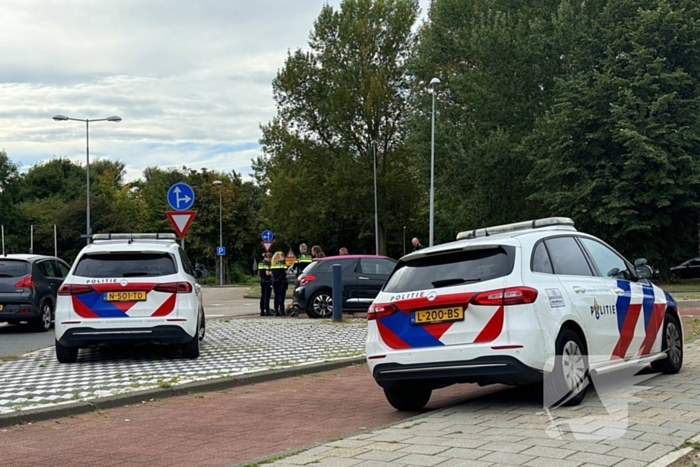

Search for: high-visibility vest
xmin=296 ymin=253 xmax=313 ymax=265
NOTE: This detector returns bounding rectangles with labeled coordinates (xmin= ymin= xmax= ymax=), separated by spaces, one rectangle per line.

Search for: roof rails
xmin=91 ymin=233 xmax=178 ymax=242
xmin=456 ymin=217 xmax=576 ymax=240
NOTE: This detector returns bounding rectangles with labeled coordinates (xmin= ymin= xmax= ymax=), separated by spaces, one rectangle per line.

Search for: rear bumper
xmin=57 ymin=325 xmax=194 ymax=347
xmin=0 ymin=302 xmax=40 ymax=321
xmin=372 ymin=356 xmax=544 ymax=389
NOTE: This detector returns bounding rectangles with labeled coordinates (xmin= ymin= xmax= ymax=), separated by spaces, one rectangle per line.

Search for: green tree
xmin=527 ymin=0 xmax=700 ymax=270
xmin=255 ymin=0 xmax=422 ymax=257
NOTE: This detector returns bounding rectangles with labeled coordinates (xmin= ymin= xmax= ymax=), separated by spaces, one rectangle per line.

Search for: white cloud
xmin=0 ymin=0 xmax=430 ymax=182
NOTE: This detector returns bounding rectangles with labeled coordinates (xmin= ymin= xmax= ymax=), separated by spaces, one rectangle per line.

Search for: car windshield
xmin=73 ymin=253 xmax=177 ymax=278
xmin=0 ymin=260 xmax=31 ymax=277
xmin=383 ymin=246 xmax=515 ymax=293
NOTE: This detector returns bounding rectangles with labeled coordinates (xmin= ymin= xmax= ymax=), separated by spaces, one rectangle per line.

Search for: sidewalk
xmin=0 ymin=364 xmax=498 ymax=467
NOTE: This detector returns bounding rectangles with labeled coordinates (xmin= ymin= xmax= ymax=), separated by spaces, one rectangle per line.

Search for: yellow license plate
xmin=413 ymin=307 xmax=464 ymax=324
xmin=104 ymin=291 xmax=147 ymax=302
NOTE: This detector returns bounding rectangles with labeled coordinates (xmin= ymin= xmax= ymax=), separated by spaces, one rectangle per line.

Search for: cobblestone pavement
xmin=0 ymin=319 xmax=366 ymax=414
xmin=268 ymin=340 xmax=700 ymax=467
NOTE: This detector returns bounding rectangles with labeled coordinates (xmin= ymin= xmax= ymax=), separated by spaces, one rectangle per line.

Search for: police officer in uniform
xmin=295 ymin=243 xmax=313 ymax=273
xmin=258 ymin=252 xmax=273 ymax=316
xmin=270 ymin=251 xmax=288 ymax=316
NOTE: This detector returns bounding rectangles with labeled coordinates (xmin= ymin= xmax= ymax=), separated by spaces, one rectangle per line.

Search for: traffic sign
xmin=261 ymin=241 xmax=274 ymax=252
xmin=166 ymin=211 xmax=197 ymax=238
xmin=261 ymin=230 xmax=274 ymax=242
xmin=217 ymin=246 xmax=226 ymax=256
xmin=167 ymin=182 xmax=195 ymax=211
xmin=285 ymin=249 xmax=297 ymax=267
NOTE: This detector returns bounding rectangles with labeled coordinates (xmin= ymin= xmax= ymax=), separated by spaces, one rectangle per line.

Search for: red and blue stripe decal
xmin=71 ymin=283 xmax=175 ymax=318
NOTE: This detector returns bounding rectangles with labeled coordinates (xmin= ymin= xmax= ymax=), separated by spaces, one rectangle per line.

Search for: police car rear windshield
xmin=74 ymin=253 xmax=177 ymax=278
xmin=383 ymin=246 xmax=515 ymax=294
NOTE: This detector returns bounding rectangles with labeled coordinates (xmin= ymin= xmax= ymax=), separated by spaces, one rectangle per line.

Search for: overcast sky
xmin=0 ymin=0 xmax=430 ymax=182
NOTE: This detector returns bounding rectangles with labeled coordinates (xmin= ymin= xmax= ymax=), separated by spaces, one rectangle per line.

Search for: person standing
xmin=294 ymin=243 xmax=313 ymax=273
xmin=258 ymin=252 xmax=273 ymax=316
xmin=311 ymin=245 xmax=326 ymax=258
xmin=339 ymin=247 xmax=349 ymax=255
xmin=412 ymin=238 xmax=424 ymax=252
xmin=271 ymin=251 xmax=288 ymax=316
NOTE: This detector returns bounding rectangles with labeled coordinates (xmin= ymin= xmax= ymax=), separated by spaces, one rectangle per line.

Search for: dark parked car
xmin=669 ymin=258 xmax=700 ymax=280
xmin=292 ymin=255 xmax=397 ymax=318
xmin=0 ymin=254 xmax=71 ymax=331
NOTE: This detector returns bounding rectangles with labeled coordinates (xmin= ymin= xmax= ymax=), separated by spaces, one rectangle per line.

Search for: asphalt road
xmin=0 ymin=286 xmax=261 ymax=359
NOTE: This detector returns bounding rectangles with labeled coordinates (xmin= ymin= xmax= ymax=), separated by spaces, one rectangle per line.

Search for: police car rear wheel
xmin=308 ymin=292 xmax=333 ymax=319
xmin=545 ymin=329 xmax=589 ymax=407
xmin=651 ymin=313 xmax=683 ymax=374
xmin=55 ymin=340 xmax=78 ymax=364
xmin=182 ymin=322 xmax=200 ymax=359
xmin=383 ymin=386 xmax=432 ymax=412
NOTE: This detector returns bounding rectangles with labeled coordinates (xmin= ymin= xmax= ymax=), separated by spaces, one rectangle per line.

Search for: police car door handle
xmin=573 ymin=286 xmax=586 ymax=294
xmin=359 ymin=276 xmax=370 ymax=280
xmin=613 ymin=288 xmax=625 ymax=295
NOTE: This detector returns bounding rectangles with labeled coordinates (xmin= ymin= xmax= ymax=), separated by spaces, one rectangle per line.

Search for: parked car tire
xmin=383 ymin=386 xmax=432 ymax=411
xmin=651 ymin=313 xmax=683 ymax=374
xmin=33 ymin=300 xmax=52 ymax=332
xmin=307 ymin=291 xmax=333 ymax=319
xmin=182 ymin=319 xmax=200 ymax=359
xmin=55 ymin=340 xmax=79 ymax=363
xmin=544 ymin=329 xmax=589 ymax=407
xmin=198 ymin=311 xmax=206 ymax=342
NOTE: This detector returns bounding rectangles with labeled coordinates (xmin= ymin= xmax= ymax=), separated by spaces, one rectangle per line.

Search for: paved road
xmin=0 ymin=364 xmax=500 ymax=467
xmin=0 ymin=286 xmax=258 ymax=358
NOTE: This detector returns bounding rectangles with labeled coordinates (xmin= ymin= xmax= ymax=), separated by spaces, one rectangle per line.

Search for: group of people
xmin=257 ymin=243 xmax=325 ymax=317
xmin=257 ymin=237 xmax=424 ymax=317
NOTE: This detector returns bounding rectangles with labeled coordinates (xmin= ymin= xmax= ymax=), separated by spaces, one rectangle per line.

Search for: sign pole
xmin=1 ymin=225 xmax=4 ymax=256
xmin=54 ymin=225 xmax=58 ymax=258
xmin=30 ymin=225 xmax=33 ymax=254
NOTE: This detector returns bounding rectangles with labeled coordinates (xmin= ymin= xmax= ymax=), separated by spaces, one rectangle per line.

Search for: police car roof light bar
xmin=92 ymin=233 xmax=178 ymax=242
xmin=456 ymin=217 xmax=576 ymax=240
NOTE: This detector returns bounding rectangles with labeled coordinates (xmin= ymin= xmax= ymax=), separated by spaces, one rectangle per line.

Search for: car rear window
xmin=74 ymin=253 xmax=177 ymax=278
xmin=0 ymin=260 xmax=30 ymax=277
xmin=302 ymin=260 xmax=356 ymax=274
xmin=383 ymin=246 xmax=515 ymax=293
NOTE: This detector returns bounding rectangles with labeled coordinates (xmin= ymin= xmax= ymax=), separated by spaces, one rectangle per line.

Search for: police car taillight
xmin=470 ymin=287 xmax=538 ymax=306
xmin=367 ymin=303 xmax=398 ymax=320
xmin=154 ymin=282 xmax=193 ymax=293
xmin=299 ymin=275 xmax=316 ymax=286
xmin=58 ymin=284 xmax=95 ymax=295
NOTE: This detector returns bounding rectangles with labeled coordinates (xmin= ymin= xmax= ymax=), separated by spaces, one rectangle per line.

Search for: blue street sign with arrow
xmin=167 ymin=182 xmax=195 ymax=211
xmin=261 ymin=230 xmax=274 ymax=242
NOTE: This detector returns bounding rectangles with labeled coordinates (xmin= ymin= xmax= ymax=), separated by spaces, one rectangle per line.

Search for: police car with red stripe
xmin=366 ymin=218 xmax=683 ymax=411
xmin=55 ymin=233 xmax=205 ymax=363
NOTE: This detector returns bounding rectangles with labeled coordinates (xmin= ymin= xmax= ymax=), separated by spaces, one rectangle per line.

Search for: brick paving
xmin=269 ymin=339 xmax=700 ymax=467
xmin=0 ymin=364 xmax=500 ymax=467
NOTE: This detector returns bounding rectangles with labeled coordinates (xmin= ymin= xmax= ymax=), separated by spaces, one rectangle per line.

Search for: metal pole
xmin=30 ymin=225 xmax=33 ymax=254
xmin=332 ymin=264 xmax=342 ymax=322
xmin=54 ymin=225 xmax=57 ymax=257
xmin=86 ymin=120 xmax=91 ymax=245
xmin=429 ymin=89 xmax=436 ymax=247
xmin=1 ymin=225 xmax=4 ymax=256
xmin=373 ymin=141 xmax=379 ymax=255
xmin=219 ymin=185 xmax=223 ymax=286
xmin=403 ymin=226 xmax=406 ymax=256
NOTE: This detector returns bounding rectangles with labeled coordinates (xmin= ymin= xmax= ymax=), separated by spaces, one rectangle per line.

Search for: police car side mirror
xmin=635 ymin=264 xmax=653 ymax=280
xmin=634 ymin=258 xmax=648 ymax=267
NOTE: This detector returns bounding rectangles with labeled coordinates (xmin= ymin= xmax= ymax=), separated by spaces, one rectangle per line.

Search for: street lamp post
xmin=213 ymin=180 xmax=223 ymax=286
xmin=371 ymin=140 xmax=379 ymax=256
xmin=429 ymin=78 xmax=440 ymax=247
xmin=52 ymin=114 xmax=121 ymax=244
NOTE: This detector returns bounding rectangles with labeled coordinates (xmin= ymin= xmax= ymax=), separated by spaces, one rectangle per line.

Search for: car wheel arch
xmin=559 ymin=320 xmax=589 ymax=355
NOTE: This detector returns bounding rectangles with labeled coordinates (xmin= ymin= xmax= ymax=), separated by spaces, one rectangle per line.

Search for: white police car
xmin=366 ymin=218 xmax=683 ymax=411
xmin=55 ymin=233 xmax=205 ymax=363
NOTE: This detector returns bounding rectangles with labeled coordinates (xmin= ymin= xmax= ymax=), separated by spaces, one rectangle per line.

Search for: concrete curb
xmin=0 ymin=357 xmax=366 ymax=428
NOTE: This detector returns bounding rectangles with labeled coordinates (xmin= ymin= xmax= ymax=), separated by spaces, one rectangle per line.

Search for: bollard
xmin=332 ymin=263 xmax=343 ymax=322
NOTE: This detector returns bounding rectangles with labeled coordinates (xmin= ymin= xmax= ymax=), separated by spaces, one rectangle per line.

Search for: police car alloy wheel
xmin=651 ymin=313 xmax=683 ymax=374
